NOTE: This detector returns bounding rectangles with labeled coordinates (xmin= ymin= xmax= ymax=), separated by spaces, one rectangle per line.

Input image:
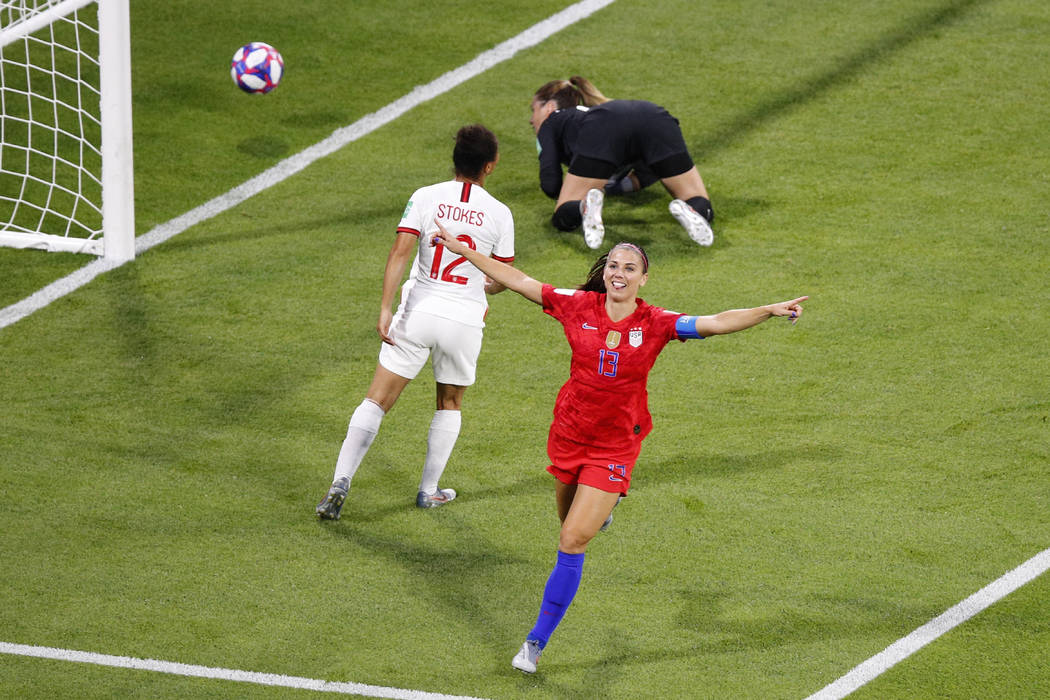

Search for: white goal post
xmin=0 ymin=0 xmax=134 ymax=261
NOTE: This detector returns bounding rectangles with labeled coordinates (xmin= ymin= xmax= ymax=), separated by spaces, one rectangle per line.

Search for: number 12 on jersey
xmin=430 ymin=234 xmax=476 ymax=285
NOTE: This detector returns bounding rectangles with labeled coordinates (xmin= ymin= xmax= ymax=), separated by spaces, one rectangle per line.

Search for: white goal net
xmin=0 ymin=0 xmax=133 ymax=261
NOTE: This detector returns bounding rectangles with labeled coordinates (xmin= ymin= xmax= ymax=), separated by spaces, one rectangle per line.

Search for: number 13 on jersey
xmin=598 ymin=348 xmax=619 ymax=377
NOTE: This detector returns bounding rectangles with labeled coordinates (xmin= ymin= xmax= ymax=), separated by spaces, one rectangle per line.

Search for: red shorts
xmin=546 ymin=430 xmax=636 ymax=495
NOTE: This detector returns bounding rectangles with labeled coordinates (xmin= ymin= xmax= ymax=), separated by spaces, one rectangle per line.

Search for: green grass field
xmin=2 ymin=0 xmax=1048 ymax=698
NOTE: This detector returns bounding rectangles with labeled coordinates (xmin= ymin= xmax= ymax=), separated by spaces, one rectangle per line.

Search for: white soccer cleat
xmin=581 ymin=188 xmax=605 ymax=249
xmin=669 ymin=199 xmax=714 ymax=247
xmin=416 ymin=487 xmax=457 ymax=508
xmin=511 ymin=640 xmax=542 ymax=674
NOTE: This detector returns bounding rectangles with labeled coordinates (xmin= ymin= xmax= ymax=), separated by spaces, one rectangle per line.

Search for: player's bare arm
xmin=432 ymin=220 xmax=543 ymax=304
xmin=377 ymin=232 xmax=418 ymax=344
xmin=485 ymin=272 xmax=511 ymax=295
xmin=693 ymin=296 xmax=807 ymax=336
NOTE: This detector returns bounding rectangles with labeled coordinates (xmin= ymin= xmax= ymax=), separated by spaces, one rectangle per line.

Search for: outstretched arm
xmin=692 ymin=296 xmax=808 ymax=336
xmin=431 ymin=220 xmax=544 ymax=305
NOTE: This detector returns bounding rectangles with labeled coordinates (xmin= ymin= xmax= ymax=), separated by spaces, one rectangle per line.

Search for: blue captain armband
xmin=675 ymin=315 xmax=704 ymax=340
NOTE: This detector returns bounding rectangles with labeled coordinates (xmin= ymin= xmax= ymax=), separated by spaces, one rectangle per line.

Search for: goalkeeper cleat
xmin=416 ymin=487 xmax=457 ymax=508
xmin=669 ymin=199 xmax=714 ymax=247
xmin=512 ymin=639 xmax=542 ymax=674
xmin=316 ymin=477 xmax=349 ymax=520
xmin=581 ymin=188 xmax=605 ymax=249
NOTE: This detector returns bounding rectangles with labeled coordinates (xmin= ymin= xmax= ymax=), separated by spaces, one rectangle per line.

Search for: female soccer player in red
xmin=431 ymin=223 xmax=806 ymax=673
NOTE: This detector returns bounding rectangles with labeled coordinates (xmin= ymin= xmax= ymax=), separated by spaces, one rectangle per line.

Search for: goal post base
xmin=0 ymin=231 xmax=104 ymax=257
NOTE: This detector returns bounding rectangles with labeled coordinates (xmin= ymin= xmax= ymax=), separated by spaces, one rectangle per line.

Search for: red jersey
xmin=541 ymin=284 xmax=684 ymax=466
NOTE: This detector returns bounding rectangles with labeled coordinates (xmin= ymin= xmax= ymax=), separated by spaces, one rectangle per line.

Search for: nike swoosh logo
xmin=582 ymin=323 xmax=597 ymax=330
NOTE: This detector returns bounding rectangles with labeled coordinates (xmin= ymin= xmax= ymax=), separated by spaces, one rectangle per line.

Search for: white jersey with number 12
xmin=395 ymin=180 xmax=515 ymax=328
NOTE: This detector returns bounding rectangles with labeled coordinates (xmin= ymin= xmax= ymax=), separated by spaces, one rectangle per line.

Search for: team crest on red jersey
xmin=605 ymin=330 xmax=621 ymax=349
xmin=629 ymin=328 xmax=643 ymax=347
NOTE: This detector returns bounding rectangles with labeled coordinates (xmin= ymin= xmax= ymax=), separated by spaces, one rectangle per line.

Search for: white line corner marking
xmin=0 ymin=642 xmax=488 ymax=699
xmin=805 ymin=547 xmax=1050 ymax=700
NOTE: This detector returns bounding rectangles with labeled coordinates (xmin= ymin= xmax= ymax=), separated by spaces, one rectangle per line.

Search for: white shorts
xmin=378 ymin=310 xmax=483 ymax=386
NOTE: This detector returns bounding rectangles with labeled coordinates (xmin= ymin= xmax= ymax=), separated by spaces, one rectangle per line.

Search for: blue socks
xmin=528 ymin=550 xmax=585 ymax=649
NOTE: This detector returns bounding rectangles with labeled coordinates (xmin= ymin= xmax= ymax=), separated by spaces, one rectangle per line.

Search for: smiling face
xmin=603 ymin=246 xmax=648 ymax=303
xmin=529 ymin=98 xmax=556 ymax=134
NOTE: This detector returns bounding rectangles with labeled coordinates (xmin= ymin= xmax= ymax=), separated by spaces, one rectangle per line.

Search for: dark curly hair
xmin=453 ymin=124 xmax=498 ymax=180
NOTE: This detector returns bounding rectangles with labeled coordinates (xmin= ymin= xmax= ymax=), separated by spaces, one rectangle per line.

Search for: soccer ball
xmin=230 ymin=42 xmax=284 ymax=94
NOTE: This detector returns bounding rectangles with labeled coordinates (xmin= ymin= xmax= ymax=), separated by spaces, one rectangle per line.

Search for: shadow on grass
xmin=643 ymin=444 xmax=845 ymax=484
xmin=322 ymin=518 xmax=529 ymax=573
xmin=315 ymin=498 xmax=538 ymax=672
xmin=525 ymin=591 xmax=933 ymax=694
xmin=548 ymin=0 xmax=987 ymax=255
xmin=153 ymin=207 xmax=380 ymax=253
xmin=313 ymin=469 xmax=552 ymax=526
xmin=691 ymin=0 xmax=988 ymax=162
xmin=672 ymin=588 xmax=929 ymax=654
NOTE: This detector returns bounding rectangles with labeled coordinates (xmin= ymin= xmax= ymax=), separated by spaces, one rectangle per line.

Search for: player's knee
xmin=435 ymin=386 xmax=464 ymax=411
xmin=686 ymin=196 xmax=714 ymax=224
xmin=558 ymin=525 xmax=593 ymax=553
xmin=551 ymin=201 xmax=583 ymax=231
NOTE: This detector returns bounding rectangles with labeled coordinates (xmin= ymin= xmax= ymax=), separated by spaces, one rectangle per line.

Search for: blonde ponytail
xmin=568 ymin=76 xmax=610 ymax=106
xmin=533 ymin=76 xmax=612 ymax=110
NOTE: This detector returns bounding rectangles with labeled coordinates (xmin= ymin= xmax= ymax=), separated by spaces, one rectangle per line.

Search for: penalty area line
xmin=0 ymin=642 xmax=489 ymax=700
xmin=0 ymin=0 xmax=618 ymax=331
xmin=804 ymin=546 xmax=1050 ymax=700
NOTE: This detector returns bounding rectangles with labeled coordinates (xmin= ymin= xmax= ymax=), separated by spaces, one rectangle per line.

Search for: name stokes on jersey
xmin=436 ymin=202 xmax=485 ymax=227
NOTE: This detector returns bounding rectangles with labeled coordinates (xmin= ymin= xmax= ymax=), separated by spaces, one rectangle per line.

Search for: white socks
xmin=419 ymin=409 xmax=461 ymax=494
xmin=333 ymin=399 xmax=385 ymax=483
xmin=333 ymin=402 xmax=462 ymax=494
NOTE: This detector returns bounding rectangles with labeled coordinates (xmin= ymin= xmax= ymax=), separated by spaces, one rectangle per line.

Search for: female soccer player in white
xmin=430 ymin=224 xmax=805 ymax=673
xmin=316 ymin=124 xmax=514 ymax=518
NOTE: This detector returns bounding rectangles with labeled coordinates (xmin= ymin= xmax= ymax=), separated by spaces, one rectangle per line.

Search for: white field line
xmin=0 ymin=642 xmax=488 ymax=699
xmin=0 ymin=0 xmax=617 ymax=331
xmin=3 ymin=555 xmax=1048 ymax=699
xmin=805 ymin=546 xmax=1050 ymax=700
xmin=5 ymin=551 xmax=1047 ymax=699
